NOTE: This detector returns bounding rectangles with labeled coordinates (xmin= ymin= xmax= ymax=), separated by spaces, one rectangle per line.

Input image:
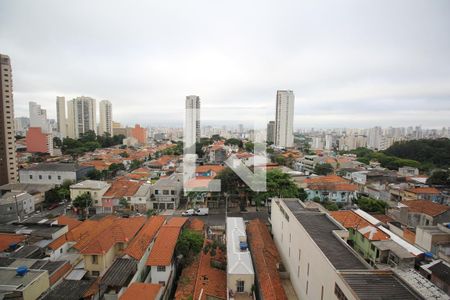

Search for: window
xmin=306 ymin=281 xmax=309 ymax=295
xmin=29 ymin=175 xmax=33 ymax=179
xmin=60 ymin=248 xmax=63 ymax=254
xmin=171 ymin=190 xmax=175 ymax=195
xmin=321 ymin=286 xmax=324 ymax=300
xmin=92 ymin=255 xmax=98 ymax=264
xmin=58 ymin=176 xmax=61 ymax=180
xmin=307 ymin=263 xmax=310 ymax=276
xmin=298 ymin=249 xmax=301 ymax=262
xmin=334 ymin=284 xmax=348 ymax=300
xmin=39 ymin=175 xmax=42 ymax=180
xmin=158 ymin=281 xmax=165 ymax=286
xmin=157 ymin=266 xmax=166 ymax=272
xmin=163 ymin=190 xmax=169 ymax=195
xmin=297 ymin=265 xmax=300 ymax=278
xmin=236 ymin=280 xmax=245 ymax=293
xmin=48 ymin=175 xmax=52 ymax=180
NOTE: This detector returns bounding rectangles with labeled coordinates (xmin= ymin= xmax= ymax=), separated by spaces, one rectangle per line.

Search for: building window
xmin=307 ymin=263 xmax=310 ymax=276
xmin=236 ymin=280 xmax=245 ymax=293
xmin=298 ymin=249 xmax=301 ymax=262
xmin=306 ymin=281 xmax=309 ymax=295
xmin=334 ymin=283 xmax=348 ymax=300
xmin=48 ymin=175 xmax=52 ymax=180
xmin=58 ymin=176 xmax=61 ymax=180
xmin=157 ymin=266 xmax=166 ymax=272
xmin=158 ymin=281 xmax=166 ymax=286
xmin=39 ymin=175 xmax=42 ymax=180
xmin=297 ymin=265 xmax=300 ymax=278
xmin=321 ymin=286 xmax=324 ymax=300
xmin=171 ymin=190 xmax=175 ymax=195
xmin=29 ymin=175 xmax=33 ymax=179
xmin=92 ymin=255 xmax=98 ymax=264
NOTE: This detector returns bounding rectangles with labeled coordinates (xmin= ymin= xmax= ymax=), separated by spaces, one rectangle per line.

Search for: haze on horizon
xmin=1 ymin=0 xmax=450 ymax=129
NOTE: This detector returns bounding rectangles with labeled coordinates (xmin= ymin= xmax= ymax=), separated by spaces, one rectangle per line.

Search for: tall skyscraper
xmin=275 ymin=90 xmax=294 ymax=147
xmin=56 ymin=96 xmax=67 ymax=137
xmin=29 ymin=101 xmax=51 ymax=133
xmin=99 ymin=100 xmax=113 ymax=136
xmin=266 ymin=121 xmax=275 ymax=143
xmin=185 ymin=95 xmax=201 ymax=145
xmin=0 ymin=54 xmax=18 ymax=185
xmin=67 ymin=96 xmax=96 ymax=139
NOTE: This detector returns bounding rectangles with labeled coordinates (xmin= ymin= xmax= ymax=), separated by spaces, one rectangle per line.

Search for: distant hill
xmin=384 ymin=138 xmax=450 ymax=169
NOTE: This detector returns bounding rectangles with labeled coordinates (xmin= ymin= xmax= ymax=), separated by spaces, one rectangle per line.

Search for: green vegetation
xmin=129 ymin=159 xmax=143 ymax=170
xmin=225 ymin=138 xmax=243 ymax=148
xmin=61 ymin=130 xmax=125 ymax=157
xmin=426 ymin=170 xmax=450 ymax=186
xmin=72 ymin=192 xmax=93 ymax=212
xmin=119 ymin=197 xmax=129 ymax=208
xmin=176 ymin=229 xmax=204 ymax=266
xmin=45 ymin=180 xmax=72 ymax=205
xmin=354 ymin=196 xmax=387 ymax=214
xmin=314 ymin=163 xmax=334 ymax=175
xmin=342 ymin=147 xmax=421 ymax=170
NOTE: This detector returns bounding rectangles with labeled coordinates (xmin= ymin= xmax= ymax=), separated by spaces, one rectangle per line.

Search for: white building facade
xmin=275 ymin=90 xmax=294 ymax=148
xmin=99 ymin=100 xmax=113 ymax=136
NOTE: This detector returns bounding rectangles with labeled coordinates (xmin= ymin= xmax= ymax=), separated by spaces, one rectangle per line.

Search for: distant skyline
xmin=1 ymin=0 xmax=450 ymax=128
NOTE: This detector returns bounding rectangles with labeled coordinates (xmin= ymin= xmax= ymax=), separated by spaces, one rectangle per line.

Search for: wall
xmin=149 ymin=263 xmax=172 ymax=285
xmin=22 ymin=271 xmax=50 ymax=300
xmin=271 ymin=200 xmax=358 ymax=300
xmin=19 ymin=170 xmax=76 ymax=185
xmin=84 ymin=246 xmax=116 ymax=276
xmin=227 ymin=274 xmax=254 ymax=294
xmin=70 ymin=185 xmax=109 ymax=207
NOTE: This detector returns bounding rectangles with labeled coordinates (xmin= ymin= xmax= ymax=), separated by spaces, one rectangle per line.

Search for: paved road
xmin=181 ymin=208 xmax=269 ymax=226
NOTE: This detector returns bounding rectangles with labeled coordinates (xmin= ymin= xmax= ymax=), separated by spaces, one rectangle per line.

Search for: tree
xmin=314 ymin=163 xmax=334 ymax=175
xmin=86 ymin=169 xmax=103 ymax=180
xmin=119 ymin=152 xmax=129 ymax=158
xmin=129 ymin=159 xmax=142 ymax=170
xmin=225 ymin=138 xmax=243 ymax=148
xmin=119 ymin=197 xmax=129 ymax=208
xmin=211 ymin=134 xmax=222 ymax=141
xmin=53 ymin=137 xmax=62 ymax=148
xmin=244 ymin=142 xmax=254 ymax=152
xmin=73 ymin=192 xmax=93 ymax=216
xmin=355 ymin=197 xmax=387 ymax=214
xmin=426 ymin=170 xmax=450 ymax=186
xmin=324 ymin=202 xmax=339 ymax=211
xmin=175 ymin=230 xmax=204 ymax=266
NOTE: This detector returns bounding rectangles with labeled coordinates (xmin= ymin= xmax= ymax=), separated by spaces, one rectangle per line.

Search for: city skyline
xmin=1 ymin=0 xmax=450 ymax=128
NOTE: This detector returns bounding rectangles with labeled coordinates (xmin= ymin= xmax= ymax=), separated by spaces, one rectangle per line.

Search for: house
xmin=146 ymin=217 xmax=187 ymax=298
xmin=403 ymin=187 xmax=444 ymax=203
xmin=270 ymin=198 xmax=423 ymax=300
xmin=19 ymin=163 xmax=94 ymax=185
xmin=78 ymin=216 xmax=145 ymax=276
xmin=152 ymin=173 xmax=183 ymax=210
xmin=398 ymin=166 xmax=419 ymax=177
xmin=421 ymin=260 xmax=450 ymax=296
xmin=129 ymin=183 xmax=151 ymax=212
xmin=0 ymin=183 xmax=54 ymax=210
xmin=0 ymin=233 xmax=25 ymax=252
xmin=0 ymin=267 xmax=50 ymax=300
xmin=70 ymin=180 xmax=111 ymax=213
xmin=43 ymin=278 xmax=99 ymax=300
xmin=226 ymin=217 xmax=254 ymax=298
xmin=415 ymin=223 xmax=450 ymax=262
xmin=0 ymin=192 xmax=35 ymax=222
xmin=148 ymin=155 xmax=177 ymax=170
xmin=207 ymin=142 xmax=228 ymax=164
xmin=123 ymin=216 xmax=165 ymax=283
xmin=306 ymin=183 xmax=358 ymax=204
xmin=388 ymin=200 xmax=450 ymax=227
xmin=195 ymin=165 xmax=225 ymax=178
xmin=120 ymin=283 xmax=162 ymax=300
xmin=100 ymin=257 xmax=137 ymax=300
xmin=247 ymin=219 xmax=288 ymax=300
xmin=102 ymin=179 xmax=143 ymax=213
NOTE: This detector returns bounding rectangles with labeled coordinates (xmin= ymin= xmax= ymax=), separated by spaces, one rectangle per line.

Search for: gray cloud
xmin=1 ymin=0 xmax=450 ymax=128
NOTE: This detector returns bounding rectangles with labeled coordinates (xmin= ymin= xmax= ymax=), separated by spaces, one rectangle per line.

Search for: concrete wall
xmin=20 ymin=170 xmax=76 ymax=185
xmin=22 ymin=271 xmax=50 ymax=300
xmin=149 ymin=263 xmax=172 ymax=285
xmin=70 ymin=186 xmax=109 ymax=207
xmin=271 ymin=199 xmax=358 ymax=300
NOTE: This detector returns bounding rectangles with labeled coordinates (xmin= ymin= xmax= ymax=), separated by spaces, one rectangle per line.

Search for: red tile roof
xmin=247 ymin=219 xmax=287 ymax=300
xmin=304 ymin=175 xmax=348 ymax=184
xmin=56 ymin=215 xmax=82 ymax=230
xmin=330 ymin=211 xmax=390 ymax=241
xmin=175 ymin=256 xmax=200 ymax=299
xmin=166 ymin=217 xmax=188 ymax=227
xmin=400 ymin=200 xmax=450 ymax=217
xmin=48 ymin=235 xmax=67 ymax=250
xmin=188 ymin=218 xmax=205 ymax=232
xmin=80 ymin=217 xmax=146 ymax=254
xmin=146 ymin=226 xmax=181 ymax=266
xmin=0 ymin=233 xmax=25 ymax=252
xmin=103 ymin=179 xmax=143 ymax=198
xmin=371 ymin=214 xmax=395 ymax=224
xmin=406 ymin=187 xmax=441 ymax=194
xmin=124 ymin=216 xmax=165 ymax=260
xmin=308 ymin=183 xmax=358 ymax=192
xmin=120 ymin=283 xmax=161 ymax=300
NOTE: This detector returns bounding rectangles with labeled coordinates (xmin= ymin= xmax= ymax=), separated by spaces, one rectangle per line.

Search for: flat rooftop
xmin=0 ymin=267 xmax=47 ymax=290
xmin=283 ymin=199 xmax=368 ymax=270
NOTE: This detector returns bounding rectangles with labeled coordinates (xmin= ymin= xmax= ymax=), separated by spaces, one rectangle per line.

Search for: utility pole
xmin=14 ymin=194 xmax=21 ymax=223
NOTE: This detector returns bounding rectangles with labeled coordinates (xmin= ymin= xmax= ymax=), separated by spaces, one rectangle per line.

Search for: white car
xmin=195 ymin=208 xmax=209 ymax=216
xmin=181 ymin=209 xmax=195 ymax=216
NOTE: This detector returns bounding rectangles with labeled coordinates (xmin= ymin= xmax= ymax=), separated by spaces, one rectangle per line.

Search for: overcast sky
xmin=1 ymin=0 xmax=450 ymax=129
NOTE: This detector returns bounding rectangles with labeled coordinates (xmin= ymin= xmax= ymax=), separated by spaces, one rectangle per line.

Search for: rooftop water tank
xmin=16 ymin=266 xmax=28 ymax=277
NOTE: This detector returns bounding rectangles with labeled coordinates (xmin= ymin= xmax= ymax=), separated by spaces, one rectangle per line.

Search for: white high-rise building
xmin=99 ymin=100 xmax=113 ymax=136
xmin=29 ymin=101 xmax=51 ymax=133
xmin=56 ymin=96 xmax=67 ymax=137
xmin=0 ymin=54 xmax=18 ymax=185
xmin=67 ymin=96 xmax=96 ymax=139
xmin=185 ymin=95 xmax=201 ymax=145
xmin=275 ymin=90 xmax=295 ymax=147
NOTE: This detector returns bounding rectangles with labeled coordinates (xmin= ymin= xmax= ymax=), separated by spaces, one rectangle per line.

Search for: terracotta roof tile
xmin=400 ymin=200 xmax=450 ymax=217
xmin=120 ymin=283 xmax=161 ymax=300
xmin=330 ymin=211 xmax=390 ymax=241
xmin=188 ymin=218 xmax=205 ymax=232
xmin=48 ymin=235 xmax=67 ymax=250
xmin=146 ymin=226 xmax=181 ymax=266
xmin=247 ymin=219 xmax=287 ymax=300
xmin=406 ymin=187 xmax=441 ymax=194
xmin=103 ymin=179 xmax=143 ymax=198
xmin=308 ymin=183 xmax=358 ymax=192
xmin=371 ymin=214 xmax=395 ymax=224
xmin=0 ymin=233 xmax=25 ymax=252
xmin=124 ymin=216 xmax=165 ymax=260
xmin=304 ymin=175 xmax=348 ymax=184
xmin=56 ymin=215 xmax=82 ymax=230
xmin=166 ymin=217 xmax=188 ymax=227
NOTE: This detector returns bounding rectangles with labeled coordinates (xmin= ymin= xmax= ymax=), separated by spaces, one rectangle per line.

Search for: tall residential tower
xmin=99 ymin=100 xmax=113 ymax=136
xmin=185 ymin=95 xmax=201 ymax=145
xmin=56 ymin=96 xmax=67 ymax=137
xmin=275 ymin=90 xmax=294 ymax=148
xmin=0 ymin=54 xmax=18 ymax=185
xmin=67 ymin=96 xmax=96 ymax=139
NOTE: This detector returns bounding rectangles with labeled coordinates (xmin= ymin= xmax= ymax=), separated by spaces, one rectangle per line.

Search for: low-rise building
xmin=152 ymin=173 xmax=183 ymax=210
xmin=226 ymin=217 xmax=254 ymax=299
xmin=119 ymin=282 xmax=162 ymax=300
xmin=403 ymin=187 xmax=444 ymax=203
xmin=421 ymin=260 xmax=450 ymax=296
xmin=19 ymin=163 xmax=94 ymax=185
xmin=415 ymin=223 xmax=450 ymax=263
xmin=270 ymin=198 xmax=424 ymax=300
xmin=0 ymin=183 xmax=54 ymax=210
xmin=102 ymin=179 xmax=143 ymax=213
xmin=130 ymin=183 xmax=151 ymax=212
xmin=0 ymin=267 xmax=50 ymax=300
xmin=70 ymin=180 xmax=111 ymax=213
xmin=388 ymin=200 xmax=450 ymax=227
xmin=0 ymin=192 xmax=35 ymax=222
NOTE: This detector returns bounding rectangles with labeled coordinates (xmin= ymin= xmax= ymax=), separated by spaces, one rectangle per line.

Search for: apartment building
xmin=270 ymin=198 xmax=423 ymax=300
xmin=67 ymin=96 xmax=96 ymax=139
xmin=99 ymin=100 xmax=113 ymax=136
xmin=19 ymin=163 xmax=94 ymax=185
xmin=275 ymin=90 xmax=294 ymax=148
xmin=0 ymin=54 xmax=18 ymax=185
xmin=70 ymin=180 xmax=111 ymax=211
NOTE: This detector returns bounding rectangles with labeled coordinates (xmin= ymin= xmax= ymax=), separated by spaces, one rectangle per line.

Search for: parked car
xmin=48 ymin=203 xmax=60 ymax=210
xmin=182 ymin=209 xmax=195 ymax=216
xmin=195 ymin=208 xmax=209 ymax=216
